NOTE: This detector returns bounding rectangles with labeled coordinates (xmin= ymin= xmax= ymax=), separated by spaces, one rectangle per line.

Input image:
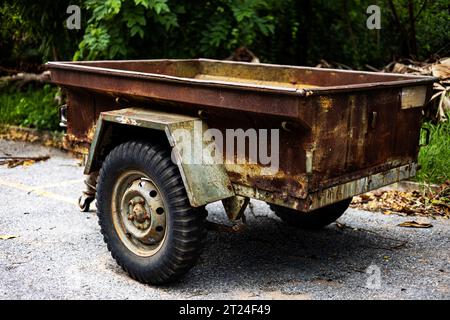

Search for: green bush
xmin=416 ymin=116 xmax=450 ymax=185
xmin=2 ymin=1 xmax=448 ymax=68
xmin=0 ymin=84 xmax=60 ymax=131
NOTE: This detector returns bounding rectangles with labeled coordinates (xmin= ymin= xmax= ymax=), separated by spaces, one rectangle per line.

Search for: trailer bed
xmin=47 ymin=59 xmax=436 ymax=211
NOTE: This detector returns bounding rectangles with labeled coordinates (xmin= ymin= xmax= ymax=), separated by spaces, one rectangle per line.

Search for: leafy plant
xmin=2 ymin=0 xmax=448 ymax=67
xmin=0 ymin=0 xmax=83 ymax=63
xmin=75 ymin=0 xmax=178 ymax=60
xmin=199 ymin=0 xmax=275 ymax=57
xmin=0 ymin=85 xmax=59 ymax=131
xmin=416 ymin=116 xmax=450 ymax=184
xmin=73 ymin=0 xmax=277 ymax=60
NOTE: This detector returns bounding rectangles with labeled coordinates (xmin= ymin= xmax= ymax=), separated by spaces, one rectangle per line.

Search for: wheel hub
xmin=128 ymin=196 xmax=150 ymax=229
xmin=119 ymin=178 xmax=166 ymax=246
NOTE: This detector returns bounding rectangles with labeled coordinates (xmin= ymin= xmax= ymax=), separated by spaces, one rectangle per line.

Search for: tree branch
xmin=0 ymin=71 xmax=50 ymax=88
xmin=414 ymin=0 xmax=428 ymax=23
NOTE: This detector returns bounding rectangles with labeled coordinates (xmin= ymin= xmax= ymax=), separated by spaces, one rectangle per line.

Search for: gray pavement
xmin=0 ymin=139 xmax=449 ymax=300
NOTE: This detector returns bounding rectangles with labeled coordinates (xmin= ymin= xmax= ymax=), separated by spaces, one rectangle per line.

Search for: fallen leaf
xmin=335 ymin=222 xmax=346 ymax=229
xmin=397 ymin=221 xmax=433 ymax=228
xmin=22 ymin=160 xmax=36 ymax=167
xmin=0 ymin=235 xmax=18 ymax=240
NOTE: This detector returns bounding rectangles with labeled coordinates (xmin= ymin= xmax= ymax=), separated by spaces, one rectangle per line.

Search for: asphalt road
xmin=0 ymin=140 xmax=449 ymax=300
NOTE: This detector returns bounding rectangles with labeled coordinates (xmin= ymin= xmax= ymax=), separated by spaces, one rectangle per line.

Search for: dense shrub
xmin=0 ymin=85 xmax=59 ymax=131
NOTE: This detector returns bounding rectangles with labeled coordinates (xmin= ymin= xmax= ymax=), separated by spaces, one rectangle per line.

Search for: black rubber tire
xmin=270 ymin=198 xmax=352 ymax=230
xmin=96 ymin=141 xmax=207 ymax=285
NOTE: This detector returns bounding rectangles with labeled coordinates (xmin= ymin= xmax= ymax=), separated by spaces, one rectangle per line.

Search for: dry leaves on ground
xmin=351 ymin=181 xmax=450 ymax=218
xmin=0 ymin=125 xmax=63 ymax=149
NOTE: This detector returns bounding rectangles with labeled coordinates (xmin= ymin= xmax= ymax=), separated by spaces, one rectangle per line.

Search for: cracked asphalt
xmin=0 ymin=140 xmax=449 ymax=300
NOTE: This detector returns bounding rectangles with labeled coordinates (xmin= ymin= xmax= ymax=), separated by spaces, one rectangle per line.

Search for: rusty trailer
xmin=47 ymin=59 xmax=436 ymax=284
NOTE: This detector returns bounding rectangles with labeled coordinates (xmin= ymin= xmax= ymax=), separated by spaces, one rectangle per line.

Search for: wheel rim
xmin=112 ymin=170 xmax=167 ymax=257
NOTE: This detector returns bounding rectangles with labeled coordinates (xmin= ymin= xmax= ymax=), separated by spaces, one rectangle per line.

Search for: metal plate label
xmin=401 ymin=86 xmax=427 ymax=109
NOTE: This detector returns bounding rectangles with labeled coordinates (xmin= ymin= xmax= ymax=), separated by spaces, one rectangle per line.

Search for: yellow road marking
xmin=31 ymin=179 xmax=84 ymax=190
xmin=0 ymin=180 xmax=78 ymax=206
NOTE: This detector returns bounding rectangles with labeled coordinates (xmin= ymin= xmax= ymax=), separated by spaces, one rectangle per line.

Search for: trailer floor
xmin=0 ymin=140 xmax=448 ymax=300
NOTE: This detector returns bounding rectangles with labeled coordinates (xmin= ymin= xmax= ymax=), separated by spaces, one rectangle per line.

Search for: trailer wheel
xmin=269 ymin=198 xmax=352 ymax=230
xmin=96 ymin=141 xmax=207 ymax=285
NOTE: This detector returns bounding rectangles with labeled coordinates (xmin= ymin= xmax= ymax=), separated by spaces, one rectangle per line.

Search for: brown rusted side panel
xmin=66 ymin=89 xmax=95 ymax=141
xmin=305 ymin=87 xmax=424 ymax=191
xmin=205 ymin=111 xmax=310 ymax=200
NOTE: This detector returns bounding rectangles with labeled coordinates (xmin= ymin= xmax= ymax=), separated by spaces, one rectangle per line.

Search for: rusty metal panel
xmin=85 ymin=108 xmax=234 ymax=207
xmin=233 ymin=163 xmax=417 ymax=212
xmin=47 ymin=59 xmax=437 ymax=95
xmin=65 ymin=88 xmax=96 ymax=142
xmin=101 ymin=107 xmax=197 ymax=130
xmin=306 ymin=87 xmax=424 ymax=191
xmin=165 ymin=118 xmax=234 ymax=206
xmin=52 ymin=70 xmax=301 ymax=120
xmin=308 ymin=163 xmax=417 ymax=210
xmin=83 ymin=116 xmax=106 ymax=174
xmin=47 ymin=59 xmax=436 ymax=123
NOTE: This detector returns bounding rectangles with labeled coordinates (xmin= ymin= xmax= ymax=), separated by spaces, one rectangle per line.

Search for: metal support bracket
xmin=222 ymin=195 xmax=250 ymax=221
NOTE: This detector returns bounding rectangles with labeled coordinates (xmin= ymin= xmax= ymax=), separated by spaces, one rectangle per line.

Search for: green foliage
xmin=74 ymin=0 xmax=277 ymax=60
xmin=0 ymin=0 xmax=83 ymax=64
xmin=198 ymin=0 xmax=275 ymax=57
xmin=75 ymin=0 xmax=178 ymax=60
xmin=0 ymin=85 xmax=60 ymax=131
xmin=1 ymin=0 xmax=448 ymax=67
xmin=72 ymin=0 xmax=449 ymax=67
xmin=384 ymin=0 xmax=450 ymax=58
xmin=416 ymin=116 xmax=450 ymax=184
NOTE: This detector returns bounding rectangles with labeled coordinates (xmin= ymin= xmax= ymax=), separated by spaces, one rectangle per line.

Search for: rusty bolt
xmin=136 ymin=222 xmax=147 ymax=230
